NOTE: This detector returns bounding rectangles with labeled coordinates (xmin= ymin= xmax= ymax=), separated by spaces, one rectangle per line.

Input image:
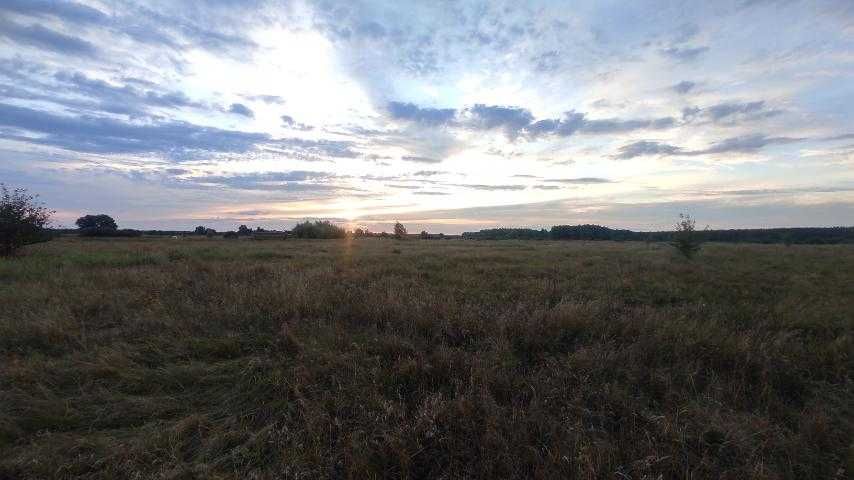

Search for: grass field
xmin=1 ymin=237 xmax=852 ymax=479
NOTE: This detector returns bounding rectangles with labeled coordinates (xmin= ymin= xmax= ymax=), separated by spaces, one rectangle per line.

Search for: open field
xmin=1 ymin=237 xmax=852 ymax=479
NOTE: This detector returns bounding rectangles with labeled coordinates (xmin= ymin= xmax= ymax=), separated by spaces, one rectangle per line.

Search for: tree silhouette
xmin=1 ymin=184 xmax=53 ymax=257
xmin=394 ymin=222 xmax=407 ymax=239
xmin=76 ymin=214 xmax=117 ymax=231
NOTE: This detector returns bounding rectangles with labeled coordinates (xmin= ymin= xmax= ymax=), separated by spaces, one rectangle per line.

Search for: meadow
xmin=1 ymin=237 xmax=852 ymax=479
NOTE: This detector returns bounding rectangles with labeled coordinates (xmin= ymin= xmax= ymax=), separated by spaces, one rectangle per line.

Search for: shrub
xmin=291 ymin=220 xmax=346 ymax=239
xmin=79 ymin=228 xmax=141 ymax=238
xmin=671 ymin=213 xmax=703 ymax=259
xmin=0 ymin=184 xmax=53 ymax=257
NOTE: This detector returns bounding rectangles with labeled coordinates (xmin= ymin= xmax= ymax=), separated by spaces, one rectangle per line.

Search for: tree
xmin=394 ymin=222 xmax=407 ymax=239
xmin=291 ymin=220 xmax=346 ymax=239
xmin=238 ymin=224 xmax=252 ymax=236
xmin=1 ymin=184 xmax=53 ymax=257
xmin=194 ymin=226 xmax=207 ymax=235
xmin=76 ymin=214 xmax=117 ymax=231
xmin=420 ymin=230 xmax=429 ymax=239
xmin=671 ymin=213 xmax=703 ymax=259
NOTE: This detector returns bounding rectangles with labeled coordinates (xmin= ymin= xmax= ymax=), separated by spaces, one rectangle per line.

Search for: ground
xmin=1 ymin=237 xmax=852 ymax=479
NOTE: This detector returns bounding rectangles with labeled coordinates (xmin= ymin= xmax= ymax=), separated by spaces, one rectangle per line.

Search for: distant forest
xmin=461 ymin=225 xmax=854 ymax=244
xmin=46 ymin=224 xmax=854 ymax=244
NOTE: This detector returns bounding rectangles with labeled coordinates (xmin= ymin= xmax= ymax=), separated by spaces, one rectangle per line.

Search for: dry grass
xmin=1 ymin=237 xmax=852 ymax=479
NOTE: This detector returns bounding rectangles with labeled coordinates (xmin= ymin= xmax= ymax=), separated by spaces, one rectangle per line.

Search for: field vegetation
xmin=1 ymin=237 xmax=852 ymax=479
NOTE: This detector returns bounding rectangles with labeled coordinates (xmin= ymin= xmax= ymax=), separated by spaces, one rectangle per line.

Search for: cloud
xmin=245 ymin=94 xmax=285 ymax=104
xmin=0 ymin=0 xmax=108 ymax=24
xmin=698 ymin=134 xmax=801 ymax=154
xmin=0 ymin=102 xmax=269 ymax=156
xmin=387 ymin=101 xmax=456 ymax=125
xmin=682 ymin=100 xmax=782 ymax=124
xmin=0 ymin=20 xmax=98 ymax=57
xmin=543 ymin=177 xmax=613 ymax=184
xmin=412 ymin=170 xmax=445 ymax=176
xmin=51 ymin=70 xmax=206 ymax=115
xmin=385 ymin=100 xmax=678 ymax=141
xmin=660 ymin=45 xmax=709 ymax=61
xmin=267 ymin=137 xmax=361 ymax=160
xmin=228 ymin=103 xmax=254 ymax=118
xmin=532 ymin=185 xmax=561 ymax=190
xmin=450 ymin=184 xmax=527 ymax=191
xmin=614 ymin=134 xmax=804 ymax=159
xmin=524 ymin=111 xmax=673 ymax=139
xmin=413 ymin=191 xmax=450 ymax=196
xmin=673 ymin=80 xmax=696 ymax=94
xmin=614 ymin=141 xmax=683 ymax=160
xmin=401 ymin=155 xmax=442 ymax=163
xmin=281 ymin=115 xmax=314 ymax=131
xmin=464 ymin=104 xmax=535 ymax=137
xmin=532 ymin=50 xmax=562 ymax=72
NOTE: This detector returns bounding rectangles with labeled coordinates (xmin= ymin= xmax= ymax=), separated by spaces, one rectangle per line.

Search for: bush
xmin=78 ymin=228 xmax=141 ymax=237
xmin=291 ymin=220 xmax=346 ymax=239
xmin=0 ymin=184 xmax=53 ymax=257
xmin=671 ymin=213 xmax=703 ymax=259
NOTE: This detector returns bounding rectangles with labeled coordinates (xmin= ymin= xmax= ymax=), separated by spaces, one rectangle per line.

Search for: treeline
xmin=462 ymin=225 xmax=854 ymax=244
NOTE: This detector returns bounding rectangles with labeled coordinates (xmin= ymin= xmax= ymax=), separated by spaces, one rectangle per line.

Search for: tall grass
xmin=1 ymin=237 xmax=852 ymax=479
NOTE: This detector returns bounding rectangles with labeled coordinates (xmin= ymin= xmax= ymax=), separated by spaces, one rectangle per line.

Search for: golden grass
xmin=1 ymin=237 xmax=852 ymax=479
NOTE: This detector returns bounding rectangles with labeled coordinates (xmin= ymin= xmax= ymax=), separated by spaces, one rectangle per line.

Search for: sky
xmin=1 ymin=0 xmax=853 ymax=233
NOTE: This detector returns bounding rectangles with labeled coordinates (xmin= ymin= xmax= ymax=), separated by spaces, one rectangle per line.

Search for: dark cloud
xmin=388 ymin=101 xmax=456 ymax=125
xmin=386 ymin=100 xmax=677 ymax=141
xmin=705 ymin=101 xmax=766 ymax=120
xmin=524 ymin=111 xmax=673 ymax=139
xmin=614 ymin=134 xmax=803 ymax=159
xmin=401 ymin=155 xmax=442 ymax=163
xmin=51 ymin=71 xmax=206 ymax=115
xmin=281 ymin=115 xmax=314 ymax=131
xmin=465 ymin=104 xmax=535 ymax=137
xmin=673 ymin=80 xmax=696 ymax=94
xmin=412 ymin=170 xmax=444 ymax=176
xmin=660 ymin=45 xmax=709 ymax=61
xmin=699 ymin=134 xmax=801 ymax=154
xmin=682 ymin=100 xmax=782 ymax=124
xmin=0 ymin=102 xmax=269 ymax=156
xmin=0 ymin=20 xmax=98 ymax=57
xmin=614 ymin=141 xmax=683 ymax=160
xmin=228 ymin=103 xmax=254 ymax=118
xmin=532 ymin=185 xmax=561 ymax=190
